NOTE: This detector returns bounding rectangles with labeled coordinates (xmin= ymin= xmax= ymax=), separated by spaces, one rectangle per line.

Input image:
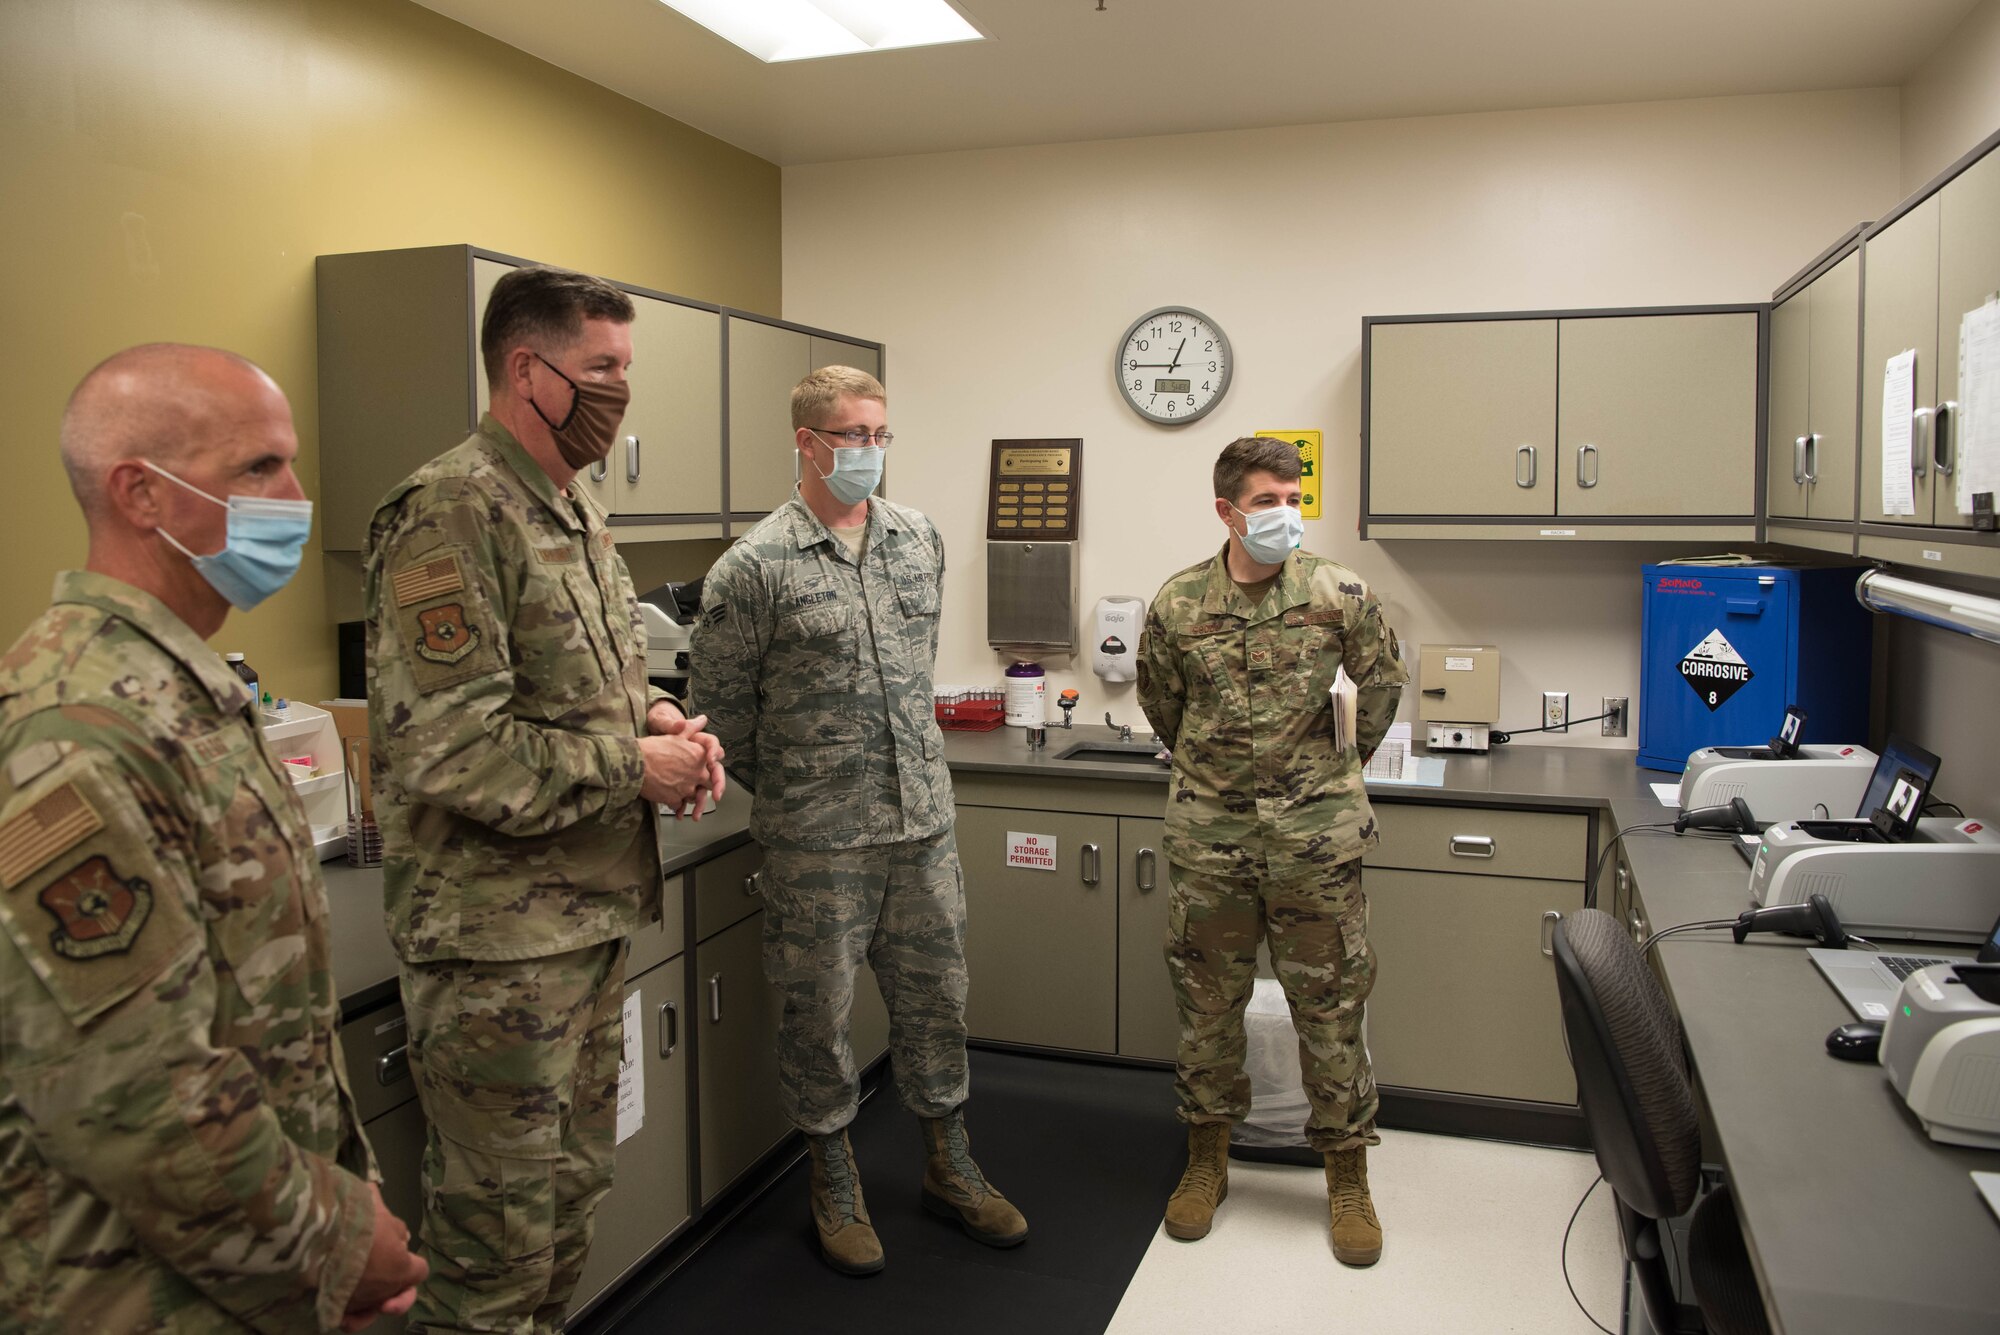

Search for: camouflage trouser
xmin=398 ymin=939 xmax=627 ymax=1334
xmin=1165 ymin=857 xmax=1380 ymax=1152
xmin=760 ymin=829 xmax=970 ymax=1136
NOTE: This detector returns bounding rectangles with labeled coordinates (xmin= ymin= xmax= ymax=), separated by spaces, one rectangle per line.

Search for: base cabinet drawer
xmin=1368 ymin=802 xmax=1588 ymax=882
xmin=696 ymin=910 xmax=791 ymax=1205
xmin=694 ymin=840 xmax=766 ymax=945
xmin=1364 ymin=867 xmax=1582 ymax=1105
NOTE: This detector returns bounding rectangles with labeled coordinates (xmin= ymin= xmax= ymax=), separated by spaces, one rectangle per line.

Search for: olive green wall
xmin=0 ymin=0 xmax=780 ymax=701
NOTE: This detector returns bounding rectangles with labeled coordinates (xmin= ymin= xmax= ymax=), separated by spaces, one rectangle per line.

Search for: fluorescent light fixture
xmin=660 ymin=0 xmax=982 ymax=63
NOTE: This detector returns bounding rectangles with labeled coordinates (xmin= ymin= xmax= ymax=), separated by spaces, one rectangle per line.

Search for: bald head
xmin=60 ymin=344 xmax=287 ymax=522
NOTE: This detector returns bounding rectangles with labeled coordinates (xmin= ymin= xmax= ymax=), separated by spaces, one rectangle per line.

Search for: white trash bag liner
xmin=1237 ymin=976 xmax=1312 ymax=1148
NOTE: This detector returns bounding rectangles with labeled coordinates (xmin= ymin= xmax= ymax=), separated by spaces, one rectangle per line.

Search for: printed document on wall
xmin=1957 ymin=302 xmax=2000 ymax=516
xmin=617 ymin=989 xmax=644 ymax=1145
xmin=1882 ymin=349 xmax=1917 ymax=515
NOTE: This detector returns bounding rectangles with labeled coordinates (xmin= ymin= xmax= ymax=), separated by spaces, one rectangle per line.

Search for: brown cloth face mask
xmin=532 ymin=353 xmax=631 ymax=468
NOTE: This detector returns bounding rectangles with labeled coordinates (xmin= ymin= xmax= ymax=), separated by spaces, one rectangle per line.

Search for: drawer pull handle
xmin=709 ymin=975 xmax=723 ymax=1023
xmin=375 ymin=1045 xmax=410 ymax=1087
xmin=1792 ymin=435 xmax=1807 ymax=486
xmin=1448 ymin=835 xmax=1496 ymax=858
xmin=1804 ymin=432 xmax=1820 ymax=484
xmin=590 ymin=458 xmax=609 ymax=484
xmin=744 ymin=872 xmax=760 ymax=897
xmin=1628 ymin=911 xmax=1645 ymax=944
xmin=659 ymin=1000 xmax=679 ymax=1059
xmin=1576 ymin=443 xmax=1600 ymax=489
xmin=1082 ymin=842 xmax=1101 ymax=887
xmin=1540 ymin=910 xmax=1560 ymax=958
xmin=1136 ymin=847 xmax=1157 ymax=893
xmin=626 ymin=435 xmax=642 ymax=483
xmin=1515 ymin=444 xmax=1537 ymax=488
xmin=1936 ymin=401 xmax=1957 ymax=477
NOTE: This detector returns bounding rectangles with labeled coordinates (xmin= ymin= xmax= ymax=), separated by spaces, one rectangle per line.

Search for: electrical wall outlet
xmin=1543 ymin=690 xmax=1569 ymax=733
xmin=1602 ymin=696 xmax=1629 ymax=737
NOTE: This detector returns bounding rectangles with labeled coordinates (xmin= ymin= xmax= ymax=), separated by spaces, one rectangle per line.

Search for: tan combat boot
xmin=807 ymin=1130 xmax=884 ymax=1275
xmin=919 ymin=1110 xmax=1029 ymax=1247
xmin=1163 ymin=1122 xmax=1230 ymax=1241
xmin=1325 ymin=1146 xmax=1383 ymax=1266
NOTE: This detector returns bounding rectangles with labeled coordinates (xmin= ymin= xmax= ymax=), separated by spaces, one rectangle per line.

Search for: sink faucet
xmin=1106 ymin=712 xmax=1132 ymax=743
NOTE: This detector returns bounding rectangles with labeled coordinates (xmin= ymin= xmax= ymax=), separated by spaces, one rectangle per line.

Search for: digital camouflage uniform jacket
xmin=364 ymin=417 xmax=666 ymax=963
xmin=1137 ymin=546 xmax=1409 ymax=880
xmin=689 ymin=494 xmax=952 ymax=852
xmin=0 ymin=572 xmax=377 ymax=1333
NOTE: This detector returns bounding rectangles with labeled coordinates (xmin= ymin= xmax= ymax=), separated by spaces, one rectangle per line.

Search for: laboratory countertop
xmin=1613 ymin=804 xmax=2000 ymax=1333
xmin=331 ymin=735 xmax=1671 ymax=1015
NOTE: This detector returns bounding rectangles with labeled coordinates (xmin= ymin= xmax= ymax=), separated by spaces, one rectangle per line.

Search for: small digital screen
xmin=1780 ymin=708 xmax=1804 ymax=745
xmin=1154 ymin=378 xmax=1191 ymax=394
xmin=1856 ymin=735 xmax=1941 ymax=841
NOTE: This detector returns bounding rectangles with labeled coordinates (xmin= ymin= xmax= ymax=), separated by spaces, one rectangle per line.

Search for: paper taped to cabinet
xmin=617 ymin=989 xmax=644 ymax=1145
xmin=1882 ymin=348 xmax=1917 ymax=516
xmin=1957 ymin=302 xmax=2000 ymax=516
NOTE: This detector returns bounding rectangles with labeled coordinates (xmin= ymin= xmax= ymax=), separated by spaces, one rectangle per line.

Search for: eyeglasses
xmin=810 ymin=427 xmax=894 ymax=449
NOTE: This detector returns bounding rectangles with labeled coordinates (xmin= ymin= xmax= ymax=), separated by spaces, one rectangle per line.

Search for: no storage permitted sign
xmin=1679 ymin=629 xmax=1753 ymax=711
xmin=1006 ymin=832 xmax=1058 ymax=871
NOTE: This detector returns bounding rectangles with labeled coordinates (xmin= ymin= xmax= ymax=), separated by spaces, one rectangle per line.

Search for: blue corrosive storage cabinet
xmin=1638 ymin=564 xmax=1872 ymax=772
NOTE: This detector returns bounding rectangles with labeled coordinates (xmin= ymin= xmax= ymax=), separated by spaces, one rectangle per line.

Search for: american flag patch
xmin=0 ymin=782 xmax=104 ymax=889
xmin=393 ymin=555 xmax=464 ymax=607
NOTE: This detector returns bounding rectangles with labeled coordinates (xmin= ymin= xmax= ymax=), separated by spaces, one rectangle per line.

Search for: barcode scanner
xmin=1677 ymin=796 xmax=1757 ymax=834
xmin=1733 ymin=892 xmax=1850 ymax=948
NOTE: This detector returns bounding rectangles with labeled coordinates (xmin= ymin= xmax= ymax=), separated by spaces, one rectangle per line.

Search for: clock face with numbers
xmin=1115 ymin=306 xmax=1232 ymax=425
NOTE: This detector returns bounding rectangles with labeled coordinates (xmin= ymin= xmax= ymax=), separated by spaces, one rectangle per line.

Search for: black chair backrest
xmin=1552 ymin=908 xmax=1703 ymax=1221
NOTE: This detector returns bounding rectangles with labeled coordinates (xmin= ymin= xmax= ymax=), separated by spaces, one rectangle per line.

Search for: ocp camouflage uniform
xmin=690 ymin=494 xmax=967 ymax=1136
xmin=0 ymin=571 xmax=378 ymax=1333
xmin=365 ymin=416 xmax=666 ymax=1332
xmin=1137 ymin=546 xmax=1408 ymax=1152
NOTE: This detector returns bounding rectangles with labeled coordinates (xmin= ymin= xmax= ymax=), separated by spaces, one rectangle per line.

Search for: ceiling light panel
xmin=659 ymin=0 xmax=981 ymax=63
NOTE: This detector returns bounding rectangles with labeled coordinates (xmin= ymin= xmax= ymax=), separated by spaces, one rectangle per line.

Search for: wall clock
xmin=1115 ymin=306 xmax=1232 ymax=425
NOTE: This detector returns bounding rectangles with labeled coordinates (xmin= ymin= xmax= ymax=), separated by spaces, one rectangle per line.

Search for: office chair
xmin=1551 ymin=909 xmax=1770 ymax=1335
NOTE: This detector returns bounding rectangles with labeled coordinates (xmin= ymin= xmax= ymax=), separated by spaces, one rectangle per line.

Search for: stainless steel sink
xmin=1054 ymin=741 xmax=1168 ymax=766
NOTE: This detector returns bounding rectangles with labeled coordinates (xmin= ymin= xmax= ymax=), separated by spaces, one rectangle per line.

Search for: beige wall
xmin=1900 ymin=0 xmax=2000 ymax=194
xmin=783 ymin=90 xmax=1903 ymax=753
xmin=1891 ymin=4 xmax=2000 ymax=816
xmin=0 ymin=0 xmax=780 ymax=702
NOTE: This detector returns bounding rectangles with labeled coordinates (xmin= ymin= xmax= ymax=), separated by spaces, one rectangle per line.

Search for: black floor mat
xmin=604 ymin=1050 xmax=1182 ymax=1335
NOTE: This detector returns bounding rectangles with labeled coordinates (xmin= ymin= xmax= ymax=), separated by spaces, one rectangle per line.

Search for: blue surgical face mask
xmin=809 ymin=433 xmax=884 ymax=506
xmin=1230 ymin=501 xmax=1303 ymax=565
xmin=147 ymin=462 xmax=313 ymax=610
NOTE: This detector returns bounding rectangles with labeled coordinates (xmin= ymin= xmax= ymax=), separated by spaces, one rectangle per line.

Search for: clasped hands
xmin=640 ymin=700 xmax=727 ymax=820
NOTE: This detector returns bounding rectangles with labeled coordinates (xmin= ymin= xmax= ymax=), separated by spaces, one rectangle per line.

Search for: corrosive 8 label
xmin=1679 ymin=628 xmax=1754 ymax=711
xmin=1005 ymin=832 xmax=1058 ymax=871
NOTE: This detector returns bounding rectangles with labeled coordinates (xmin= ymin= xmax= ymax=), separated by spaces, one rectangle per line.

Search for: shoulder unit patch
xmin=415 ymin=603 xmax=482 ymax=665
xmin=38 ymin=854 xmax=153 ymax=958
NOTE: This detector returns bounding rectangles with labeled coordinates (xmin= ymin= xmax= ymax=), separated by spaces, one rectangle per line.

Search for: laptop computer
xmin=1810 ymin=910 xmax=2000 ymax=1020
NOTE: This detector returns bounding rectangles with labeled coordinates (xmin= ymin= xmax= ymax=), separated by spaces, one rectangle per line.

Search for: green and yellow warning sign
xmin=1257 ymin=430 xmax=1321 ymax=518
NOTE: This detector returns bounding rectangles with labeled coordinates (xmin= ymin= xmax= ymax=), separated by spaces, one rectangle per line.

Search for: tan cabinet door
xmin=1555 ymin=312 xmax=1758 ymax=517
xmin=622 ymin=297 xmax=722 ymax=517
xmin=727 ymin=317 xmax=808 ymax=516
xmin=1363 ymin=867 xmax=1581 ymax=1105
xmin=1862 ymin=194 xmax=1942 ymax=526
xmin=1116 ymin=816 xmax=1177 ymax=1062
xmin=470 ymin=256 xmax=513 ymax=429
xmin=1767 ymin=290 xmax=1812 ymax=520
xmin=1805 ymin=251 xmax=1862 ymax=523
xmin=956 ymin=806 xmax=1118 ymax=1052
xmin=696 ymin=910 xmax=790 ymax=1204
xmin=1368 ymin=319 xmax=1556 ymax=517
xmin=571 ymin=955 xmax=690 ymax=1314
xmin=1938 ymin=145 xmax=2000 ymax=529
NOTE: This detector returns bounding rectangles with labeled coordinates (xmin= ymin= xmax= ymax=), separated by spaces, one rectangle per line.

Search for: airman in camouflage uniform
xmin=690 ymin=365 xmax=1025 ymax=1276
xmin=366 ymin=269 xmax=717 ymax=1331
xmin=0 ymin=344 xmax=426 ymax=1331
xmin=1137 ymin=435 xmax=1408 ymax=1266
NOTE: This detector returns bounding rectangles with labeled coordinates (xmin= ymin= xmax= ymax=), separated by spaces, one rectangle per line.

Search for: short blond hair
xmin=791 ymin=365 xmax=886 ymax=430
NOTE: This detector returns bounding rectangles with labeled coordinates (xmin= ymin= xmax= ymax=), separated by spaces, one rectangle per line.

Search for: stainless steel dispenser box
xmin=988 ymin=541 xmax=1078 ymax=653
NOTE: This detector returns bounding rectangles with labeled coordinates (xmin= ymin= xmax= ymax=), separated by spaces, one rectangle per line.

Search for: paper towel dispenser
xmin=988 ymin=541 xmax=1077 ymax=654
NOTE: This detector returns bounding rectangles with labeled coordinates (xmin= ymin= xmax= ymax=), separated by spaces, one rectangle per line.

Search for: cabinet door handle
xmin=1628 ymin=911 xmax=1645 ymax=944
xmin=659 ymin=1000 xmax=679 ymax=1059
xmin=1515 ymin=444 xmax=1537 ymax=488
xmin=375 ymin=1045 xmax=410 ymax=1087
xmin=1448 ymin=834 xmax=1496 ymax=859
xmin=1081 ymin=842 xmax=1101 ymax=887
xmin=709 ymin=974 xmax=723 ymax=1023
xmin=1936 ymin=401 xmax=1957 ymax=478
xmin=590 ymin=458 xmax=609 ymax=484
xmin=1804 ymin=433 xmax=1820 ymax=484
xmin=1912 ymin=407 xmax=1931 ymax=478
xmin=1615 ymin=865 xmax=1631 ymax=897
xmin=744 ymin=872 xmax=760 ymax=898
xmin=1576 ymin=443 xmax=1600 ymax=489
xmin=1136 ymin=846 xmax=1157 ymax=893
xmin=1540 ymin=910 xmax=1560 ymax=958
xmin=626 ymin=435 xmax=642 ymax=483
xmin=1793 ymin=435 xmax=1808 ymax=485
